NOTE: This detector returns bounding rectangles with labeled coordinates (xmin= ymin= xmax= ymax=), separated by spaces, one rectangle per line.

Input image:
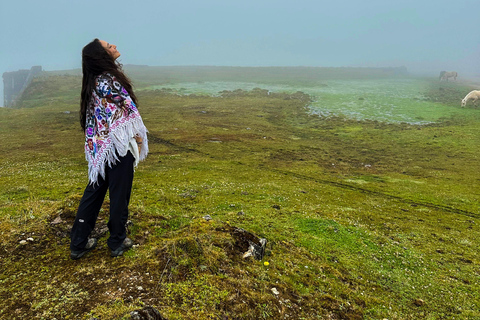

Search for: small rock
xmin=203 ymin=215 xmax=213 ymax=221
xmin=271 ymin=287 xmax=279 ymax=295
xmin=137 ymin=286 xmax=144 ymax=291
xmin=242 ymin=238 xmax=267 ymax=260
xmin=19 ymin=240 xmax=27 ymax=245
xmin=26 ymin=238 xmax=34 ymax=242
xmin=51 ymin=216 xmax=63 ymax=225
xmin=130 ymin=306 xmax=167 ymax=320
xmin=413 ymin=298 xmax=425 ymax=306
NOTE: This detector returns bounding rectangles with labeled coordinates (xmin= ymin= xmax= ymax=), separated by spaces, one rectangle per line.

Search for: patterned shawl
xmin=85 ymin=73 xmax=148 ymax=184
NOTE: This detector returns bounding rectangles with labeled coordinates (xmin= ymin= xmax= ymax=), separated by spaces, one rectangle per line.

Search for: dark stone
xmin=230 ymin=227 xmax=267 ymax=260
xmin=130 ymin=306 xmax=168 ymax=320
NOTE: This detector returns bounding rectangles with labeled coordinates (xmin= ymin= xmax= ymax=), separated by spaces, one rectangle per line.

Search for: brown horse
xmin=439 ymin=71 xmax=458 ymax=81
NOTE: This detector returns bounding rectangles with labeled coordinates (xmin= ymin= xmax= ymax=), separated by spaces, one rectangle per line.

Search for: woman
xmin=70 ymin=39 xmax=148 ymax=259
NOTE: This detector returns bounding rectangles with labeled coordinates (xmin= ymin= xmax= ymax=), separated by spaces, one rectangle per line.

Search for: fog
xmin=1 ymin=0 xmax=479 ymax=106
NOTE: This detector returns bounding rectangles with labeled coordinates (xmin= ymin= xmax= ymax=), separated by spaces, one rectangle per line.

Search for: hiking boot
xmin=111 ymin=238 xmax=134 ymax=257
xmin=70 ymin=238 xmax=97 ymax=260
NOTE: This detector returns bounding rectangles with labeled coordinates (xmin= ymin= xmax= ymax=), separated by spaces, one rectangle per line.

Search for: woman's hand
xmin=135 ymin=135 xmax=143 ymax=153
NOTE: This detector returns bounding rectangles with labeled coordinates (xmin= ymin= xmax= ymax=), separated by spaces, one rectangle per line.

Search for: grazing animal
xmin=439 ymin=71 xmax=458 ymax=81
xmin=461 ymin=90 xmax=480 ymax=107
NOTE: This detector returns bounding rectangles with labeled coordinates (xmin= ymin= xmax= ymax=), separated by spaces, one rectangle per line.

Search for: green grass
xmin=0 ymin=67 xmax=479 ymax=319
xmin=142 ymin=78 xmax=471 ymax=124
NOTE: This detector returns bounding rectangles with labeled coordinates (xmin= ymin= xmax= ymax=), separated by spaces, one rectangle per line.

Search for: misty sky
xmin=1 ymin=0 xmax=479 ymax=105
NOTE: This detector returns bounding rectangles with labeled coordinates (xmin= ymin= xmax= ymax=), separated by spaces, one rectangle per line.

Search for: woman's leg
xmin=106 ymin=152 xmax=135 ymax=250
xmin=70 ymin=177 xmax=109 ymax=251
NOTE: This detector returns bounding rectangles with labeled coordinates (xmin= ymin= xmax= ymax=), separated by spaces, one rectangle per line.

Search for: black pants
xmin=70 ymin=152 xmax=135 ymax=252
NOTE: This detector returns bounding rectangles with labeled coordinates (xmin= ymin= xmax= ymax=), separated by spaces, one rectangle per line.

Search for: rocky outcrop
xmin=2 ymin=66 xmax=42 ymax=107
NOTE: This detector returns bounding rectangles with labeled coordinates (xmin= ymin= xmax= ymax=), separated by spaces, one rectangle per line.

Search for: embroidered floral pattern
xmin=84 ymin=73 xmax=148 ymax=183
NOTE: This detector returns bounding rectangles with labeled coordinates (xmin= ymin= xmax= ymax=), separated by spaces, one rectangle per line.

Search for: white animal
xmin=461 ymin=90 xmax=480 ymax=107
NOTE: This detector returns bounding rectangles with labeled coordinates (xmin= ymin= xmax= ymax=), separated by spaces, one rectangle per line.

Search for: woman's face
xmin=99 ymin=40 xmax=121 ymax=60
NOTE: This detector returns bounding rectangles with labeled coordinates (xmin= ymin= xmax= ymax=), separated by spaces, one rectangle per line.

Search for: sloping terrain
xmin=0 ymin=68 xmax=479 ymax=319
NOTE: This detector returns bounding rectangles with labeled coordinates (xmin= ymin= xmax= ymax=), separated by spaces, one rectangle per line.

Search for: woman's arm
xmin=134 ymin=134 xmax=143 ymax=153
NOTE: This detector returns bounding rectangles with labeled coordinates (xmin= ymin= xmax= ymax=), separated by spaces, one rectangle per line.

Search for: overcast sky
xmin=1 ymin=0 xmax=479 ymax=105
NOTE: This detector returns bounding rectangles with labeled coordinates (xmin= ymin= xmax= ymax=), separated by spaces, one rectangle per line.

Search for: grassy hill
xmin=0 ymin=67 xmax=479 ymax=319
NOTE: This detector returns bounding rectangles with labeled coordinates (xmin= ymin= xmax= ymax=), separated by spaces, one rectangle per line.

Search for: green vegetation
xmin=0 ymin=67 xmax=479 ymax=319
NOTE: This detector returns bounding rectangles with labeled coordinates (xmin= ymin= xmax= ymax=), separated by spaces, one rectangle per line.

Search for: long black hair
xmin=79 ymin=38 xmax=138 ymax=131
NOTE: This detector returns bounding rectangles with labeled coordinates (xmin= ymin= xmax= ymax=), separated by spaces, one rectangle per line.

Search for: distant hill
xmin=45 ymin=65 xmax=409 ymax=87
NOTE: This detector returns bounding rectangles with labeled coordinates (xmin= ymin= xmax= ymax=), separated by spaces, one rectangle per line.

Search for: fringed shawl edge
xmin=87 ymin=116 xmax=149 ymax=184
